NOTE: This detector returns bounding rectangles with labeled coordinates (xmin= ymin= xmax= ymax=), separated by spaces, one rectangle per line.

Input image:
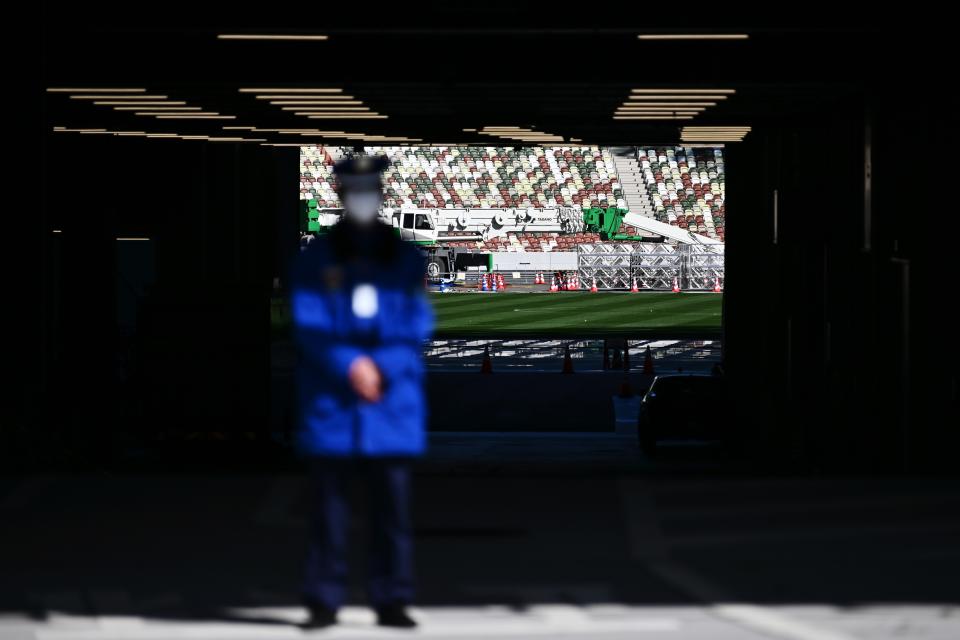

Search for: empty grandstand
xmin=299 ymin=145 xmax=726 ymax=246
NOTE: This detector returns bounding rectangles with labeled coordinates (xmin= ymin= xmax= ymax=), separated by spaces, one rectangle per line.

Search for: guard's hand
xmin=348 ymin=356 xmax=383 ymax=403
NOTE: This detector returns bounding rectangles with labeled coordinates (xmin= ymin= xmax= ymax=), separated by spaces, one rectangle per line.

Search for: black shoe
xmin=375 ymin=604 xmax=417 ymax=628
xmin=303 ymin=604 xmax=338 ymax=629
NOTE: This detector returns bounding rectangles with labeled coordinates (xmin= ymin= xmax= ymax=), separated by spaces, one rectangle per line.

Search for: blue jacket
xmin=289 ymin=222 xmax=433 ymax=457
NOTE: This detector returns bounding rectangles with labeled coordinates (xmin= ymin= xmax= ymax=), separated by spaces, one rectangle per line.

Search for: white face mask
xmin=343 ymin=192 xmax=382 ymax=225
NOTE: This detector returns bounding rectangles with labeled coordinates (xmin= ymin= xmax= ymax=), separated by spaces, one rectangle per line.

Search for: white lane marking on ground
xmin=88 ymin=590 xmax=144 ymax=630
xmin=619 ymin=477 xmax=862 ymax=640
xmin=646 ymin=562 xmax=860 ymax=640
xmin=32 ymin=605 xmax=681 ymax=638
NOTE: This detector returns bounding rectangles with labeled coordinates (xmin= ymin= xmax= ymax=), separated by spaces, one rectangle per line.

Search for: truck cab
xmin=393 ymin=209 xmax=438 ymax=243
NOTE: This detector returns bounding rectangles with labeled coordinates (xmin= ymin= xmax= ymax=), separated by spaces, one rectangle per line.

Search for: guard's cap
xmin=333 ymin=154 xmax=390 ymax=191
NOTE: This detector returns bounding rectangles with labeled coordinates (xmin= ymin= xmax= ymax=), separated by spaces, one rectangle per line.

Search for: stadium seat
xmin=300 ymin=145 xmax=724 ymax=248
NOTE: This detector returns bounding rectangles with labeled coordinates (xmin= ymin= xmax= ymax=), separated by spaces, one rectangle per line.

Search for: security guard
xmin=289 ymin=154 xmax=433 ymax=629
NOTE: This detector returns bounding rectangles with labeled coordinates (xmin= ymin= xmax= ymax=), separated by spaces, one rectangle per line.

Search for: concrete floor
xmin=2 ymin=433 xmax=958 ymax=639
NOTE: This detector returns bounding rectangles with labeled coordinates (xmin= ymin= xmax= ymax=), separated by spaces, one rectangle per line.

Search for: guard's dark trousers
xmin=301 ymin=458 xmax=414 ymax=610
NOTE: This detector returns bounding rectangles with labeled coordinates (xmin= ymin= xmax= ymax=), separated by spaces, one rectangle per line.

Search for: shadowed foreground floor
xmin=1 ymin=432 xmax=958 ymax=639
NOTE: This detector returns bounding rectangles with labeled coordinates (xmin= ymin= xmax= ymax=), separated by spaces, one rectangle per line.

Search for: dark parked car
xmin=637 ymin=374 xmax=729 ymax=455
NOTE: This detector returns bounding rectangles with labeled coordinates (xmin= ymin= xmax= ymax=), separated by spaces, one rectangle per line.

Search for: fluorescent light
xmin=306 ymin=115 xmax=388 ymax=119
xmin=638 ymin=34 xmax=749 ymax=40
xmin=116 ymin=237 xmax=151 ymax=241
xmin=462 ymin=128 xmax=477 ymax=132
xmin=682 ymin=130 xmax=751 ymax=137
xmin=93 ymin=101 xmax=186 ymax=106
xmin=52 ymin=229 xmax=62 ymax=233
xmin=291 ymin=109 xmax=372 ymax=113
xmin=47 ymin=88 xmax=146 ymax=92
xmin=254 ymin=95 xmax=354 ymax=100
xmin=113 ymin=106 xmax=202 ymax=111
xmin=298 ymin=112 xmax=380 ymax=117
xmin=146 ymin=134 xmax=179 ymax=137
xmin=621 ymin=95 xmax=727 ymax=100
xmin=52 ymin=127 xmax=108 ymax=132
xmin=625 ymin=102 xmax=717 ymax=106
xmin=156 ymin=115 xmax=236 ymax=119
xmin=69 ymin=95 xmax=169 ymax=100
xmin=613 ymin=116 xmax=695 ymax=120
xmin=632 ymin=89 xmax=736 ymax=94
xmin=270 ymin=100 xmax=363 ymax=105
xmin=218 ymin=34 xmax=329 ymax=40
xmin=136 ymin=112 xmax=222 ymax=116
xmin=79 ymin=130 xmax=113 ymax=134
xmin=239 ymin=88 xmax=342 ymax=93
xmin=617 ymin=109 xmax=703 ymax=113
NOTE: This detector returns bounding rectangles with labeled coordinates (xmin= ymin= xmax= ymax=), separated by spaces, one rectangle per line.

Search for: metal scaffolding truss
xmin=686 ymin=244 xmax=725 ymax=291
xmin=577 ymin=243 xmax=637 ymax=289
xmin=631 ymin=244 xmax=682 ymax=290
xmin=578 ymin=242 xmax=725 ymax=290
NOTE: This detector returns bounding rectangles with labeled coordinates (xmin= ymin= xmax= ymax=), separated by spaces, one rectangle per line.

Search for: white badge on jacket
xmin=351 ymin=283 xmax=379 ymax=318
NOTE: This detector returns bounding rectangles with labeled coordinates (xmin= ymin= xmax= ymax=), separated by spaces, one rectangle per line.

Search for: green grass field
xmin=430 ymin=292 xmax=723 ymax=338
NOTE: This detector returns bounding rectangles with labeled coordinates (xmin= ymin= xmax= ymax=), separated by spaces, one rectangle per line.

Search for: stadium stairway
xmin=609 ymin=147 xmax=656 ymax=219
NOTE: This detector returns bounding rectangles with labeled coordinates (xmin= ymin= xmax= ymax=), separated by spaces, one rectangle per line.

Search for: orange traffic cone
xmin=672 ymin=276 xmax=681 ymax=293
xmin=590 ymin=277 xmax=598 ymax=293
xmin=713 ymin=277 xmax=722 ymax=293
xmin=642 ymin=345 xmax=654 ymax=374
xmin=497 ymin=273 xmax=505 ymax=290
xmin=561 ymin=344 xmax=574 ymax=374
xmin=550 ymin=276 xmax=558 ymax=292
xmin=480 ymin=345 xmax=493 ymax=374
xmin=631 ymin=278 xmax=639 ymax=293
